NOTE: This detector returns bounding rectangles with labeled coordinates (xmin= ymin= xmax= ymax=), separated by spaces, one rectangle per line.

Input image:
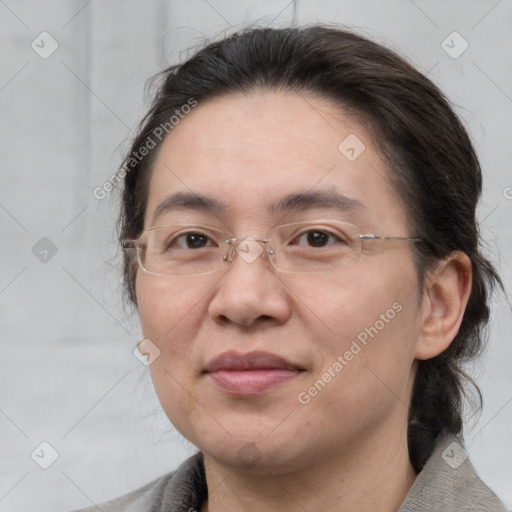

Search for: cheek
xmin=295 ymin=274 xmax=400 ymax=347
xmin=300 ymin=260 xmax=419 ymax=384
xmin=135 ymin=274 xmax=207 ymax=407
xmin=294 ymin=276 xmax=418 ymax=440
xmin=136 ymin=275 xmax=207 ymax=436
xmin=136 ymin=274 xmax=206 ymax=342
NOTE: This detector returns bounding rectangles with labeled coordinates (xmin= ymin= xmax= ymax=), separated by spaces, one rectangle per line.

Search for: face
xmin=135 ymin=91 xmax=424 ymax=473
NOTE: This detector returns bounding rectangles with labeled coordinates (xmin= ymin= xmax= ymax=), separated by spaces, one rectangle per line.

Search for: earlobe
xmin=415 ymin=251 xmax=472 ymax=360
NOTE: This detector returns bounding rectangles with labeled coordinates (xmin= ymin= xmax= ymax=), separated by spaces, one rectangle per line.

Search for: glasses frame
xmin=122 ymin=220 xmax=424 ymax=277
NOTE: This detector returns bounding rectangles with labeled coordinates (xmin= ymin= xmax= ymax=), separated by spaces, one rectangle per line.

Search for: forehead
xmin=144 ymin=91 xmax=407 ymax=231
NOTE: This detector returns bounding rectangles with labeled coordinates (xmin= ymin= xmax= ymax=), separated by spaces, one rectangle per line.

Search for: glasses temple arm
xmin=122 ymin=239 xmax=137 ymax=249
xmin=359 ymin=235 xmax=423 ymax=242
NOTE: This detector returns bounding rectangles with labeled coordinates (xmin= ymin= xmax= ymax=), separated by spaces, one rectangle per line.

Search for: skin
xmin=134 ymin=91 xmax=472 ymax=512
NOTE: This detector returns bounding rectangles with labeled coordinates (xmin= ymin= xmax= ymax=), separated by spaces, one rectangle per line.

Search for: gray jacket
xmin=70 ymin=431 xmax=509 ymax=511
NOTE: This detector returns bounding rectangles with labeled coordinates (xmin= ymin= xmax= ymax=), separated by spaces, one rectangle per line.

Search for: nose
xmin=207 ymin=238 xmax=291 ymax=329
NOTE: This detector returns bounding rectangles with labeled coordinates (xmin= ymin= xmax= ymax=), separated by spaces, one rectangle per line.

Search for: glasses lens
xmin=135 ymin=221 xmax=363 ymax=276
xmin=268 ymin=221 xmax=361 ymax=273
xmin=138 ymin=225 xmax=224 ymax=276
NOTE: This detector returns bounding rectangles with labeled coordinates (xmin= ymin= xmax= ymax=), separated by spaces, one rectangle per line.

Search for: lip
xmin=204 ymin=351 xmax=304 ymax=395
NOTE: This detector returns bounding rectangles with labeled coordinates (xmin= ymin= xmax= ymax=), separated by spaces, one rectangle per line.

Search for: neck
xmin=199 ymin=424 xmax=417 ymax=512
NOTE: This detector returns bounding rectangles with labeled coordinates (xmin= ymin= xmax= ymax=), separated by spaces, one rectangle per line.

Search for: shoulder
xmin=399 ymin=431 xmax=510 ymax=512
xmin=67 ymin=472 xmax=176 ymax=512
xmin=66 ymin=452 xmax=206 ymax=512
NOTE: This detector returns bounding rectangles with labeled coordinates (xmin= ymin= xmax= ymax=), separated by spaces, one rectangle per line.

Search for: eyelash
xmin=171 ymin=227 xmax=347 ymax=250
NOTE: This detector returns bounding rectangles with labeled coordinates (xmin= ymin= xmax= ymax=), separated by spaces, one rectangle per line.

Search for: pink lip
xmin=204 ymin=351 xmax=304 ymax=395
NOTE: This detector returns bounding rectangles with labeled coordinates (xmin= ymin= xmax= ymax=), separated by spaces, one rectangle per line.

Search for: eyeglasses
xmin=122 ymin=220 xmax=423 ymax=277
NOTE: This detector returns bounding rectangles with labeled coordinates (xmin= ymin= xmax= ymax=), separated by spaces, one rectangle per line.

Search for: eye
xmin=172 ymin=231 xmax=217 ymax=250
xmin=289 ymin=228 xmax=348 ymax=248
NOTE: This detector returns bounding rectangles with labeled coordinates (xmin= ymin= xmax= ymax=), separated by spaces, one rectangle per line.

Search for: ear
xmin=415 ymin=251 xmax=472 ymax=360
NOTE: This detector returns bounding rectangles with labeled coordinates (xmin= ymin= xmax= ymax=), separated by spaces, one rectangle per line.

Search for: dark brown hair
xmin=116 ymin=24 xmax=503 ymax=472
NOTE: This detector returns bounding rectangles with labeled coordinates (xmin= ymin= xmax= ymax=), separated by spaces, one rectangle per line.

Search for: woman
xmin=74 ymin=25 xmax=508 ymax=511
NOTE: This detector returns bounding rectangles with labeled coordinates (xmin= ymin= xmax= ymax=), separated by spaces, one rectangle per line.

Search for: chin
xmin=180 ymin=418 xmax=328 ymax=475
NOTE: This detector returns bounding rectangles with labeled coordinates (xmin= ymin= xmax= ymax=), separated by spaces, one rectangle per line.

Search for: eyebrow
xmin=151 ymin=189 xmax=365 ymax=225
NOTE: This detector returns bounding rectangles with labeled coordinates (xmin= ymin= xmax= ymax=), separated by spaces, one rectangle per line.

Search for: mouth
xmin=203 ymin=350 xmax=305 ymax=396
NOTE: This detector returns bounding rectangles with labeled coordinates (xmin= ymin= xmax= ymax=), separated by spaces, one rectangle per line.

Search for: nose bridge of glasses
xmin=223 ymin=237 xmax=271 ymax=265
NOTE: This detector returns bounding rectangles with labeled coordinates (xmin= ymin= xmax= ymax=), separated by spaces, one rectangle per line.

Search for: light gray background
xmin=1 ymin=1 xmax=511 ymax=510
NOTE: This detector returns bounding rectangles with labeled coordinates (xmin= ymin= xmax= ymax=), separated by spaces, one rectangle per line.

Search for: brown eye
xmin=290 ymin=229 xmax=347 ymax=248
xmin=305 ymin=230 xmax=330 ymax=247
xmin=174 ymin=232 xmax=214 ymax=250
